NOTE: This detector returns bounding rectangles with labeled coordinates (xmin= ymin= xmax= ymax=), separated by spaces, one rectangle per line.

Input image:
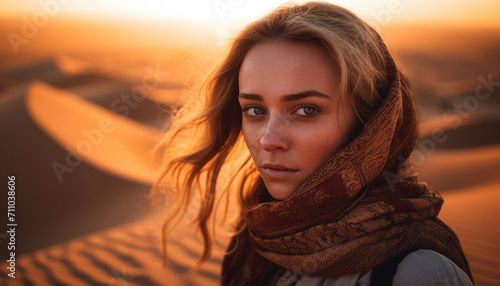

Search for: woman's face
xmin=238 ymin=40 xmax=358 ymax=200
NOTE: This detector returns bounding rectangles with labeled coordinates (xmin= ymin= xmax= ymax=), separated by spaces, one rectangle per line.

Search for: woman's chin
xmin=265 ymin=183 xmax=296 ymax=201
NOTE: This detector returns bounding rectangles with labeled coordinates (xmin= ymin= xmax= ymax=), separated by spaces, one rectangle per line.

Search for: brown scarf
xmin=221 ymin=35 xmax=473 ymax=286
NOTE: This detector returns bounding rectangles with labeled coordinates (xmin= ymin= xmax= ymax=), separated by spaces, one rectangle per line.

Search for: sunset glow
xmin=2 ymin=0 xmax=500 ymax=28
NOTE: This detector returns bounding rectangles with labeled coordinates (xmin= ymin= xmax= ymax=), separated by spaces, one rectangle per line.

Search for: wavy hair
xmin=151 ymin=1 xmax=395 ymax=267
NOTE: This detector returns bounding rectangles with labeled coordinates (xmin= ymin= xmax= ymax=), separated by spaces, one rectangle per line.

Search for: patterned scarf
xmin=221 ymin=35 xmax=473 ymax=286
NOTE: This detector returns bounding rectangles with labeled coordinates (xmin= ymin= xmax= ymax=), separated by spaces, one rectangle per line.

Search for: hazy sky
xmin=3 ymin=0 xmax=500 ymax=28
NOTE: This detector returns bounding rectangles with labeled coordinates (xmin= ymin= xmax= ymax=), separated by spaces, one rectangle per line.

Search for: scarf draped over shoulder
xmin=221 ymin=32 xmax=473 ymax=286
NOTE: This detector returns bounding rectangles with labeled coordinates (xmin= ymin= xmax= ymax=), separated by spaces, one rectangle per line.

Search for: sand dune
xmin=416 ymin=144 xmax=500 ymax=192
xmin=1 ymin=57 xmax=185 ymax=129
xmin=419 ymin=116 xmax=500 ymax=151
xmin=0 ymin=82 xmax=161 ymax=258
xmin=417 ymin=144 xmax=500 ymax=285
xmin=439 ymin=181 xmax=500 ymax=285
xmin=0 ymin=212 xmax=225 ymax=286
xmin=67 ymin=83 xmax=178 ymax=129
xmin=1 ymin=58 xmax=67 ymax=83
xmin=26 ymin=81 xmax=160 ymax=185
xmin=1 ymin=55 xmax=190 ymax=92
xmin=0 ymin=59 xmax=180 ymax=259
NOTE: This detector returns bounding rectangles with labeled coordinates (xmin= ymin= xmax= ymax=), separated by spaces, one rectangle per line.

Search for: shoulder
xmin=393 ymin=249 xmax=473 ymax=286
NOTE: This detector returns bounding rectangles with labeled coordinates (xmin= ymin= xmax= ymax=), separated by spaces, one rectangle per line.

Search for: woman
xmin=152 ymin=2 xmax=474 ymax=285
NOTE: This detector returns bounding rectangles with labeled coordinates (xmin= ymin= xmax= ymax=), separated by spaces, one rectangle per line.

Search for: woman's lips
xmin=261 ymin=164 xmax=298 ymax=180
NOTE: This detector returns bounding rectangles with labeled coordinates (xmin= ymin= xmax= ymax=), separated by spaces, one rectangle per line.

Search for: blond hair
xmin=151 ymin=1 xmax=392 ymax=267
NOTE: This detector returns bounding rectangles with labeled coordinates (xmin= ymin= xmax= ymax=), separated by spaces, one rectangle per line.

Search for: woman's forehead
xmin=238 ymin=40 xmax=339 ymax=96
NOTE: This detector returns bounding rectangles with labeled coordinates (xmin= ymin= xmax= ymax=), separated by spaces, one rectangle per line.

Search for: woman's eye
xmin=295 ymin=106 xmax=319 ymax=116
xmin=243 ymin=106 xmax=267 ymax=117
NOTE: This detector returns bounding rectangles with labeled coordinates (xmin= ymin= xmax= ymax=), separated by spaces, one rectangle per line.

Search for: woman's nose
xmin=260 ymin=116 xmax=289 ymax=152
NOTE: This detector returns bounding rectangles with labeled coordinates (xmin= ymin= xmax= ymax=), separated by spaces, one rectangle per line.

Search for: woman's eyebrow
xmin=282 ymin=90 xmax=330 ymax=102
xmin=238 ymin=90 xmax=330 ymax=101
xmin=238 ymin=93 xmax=263 ymax=100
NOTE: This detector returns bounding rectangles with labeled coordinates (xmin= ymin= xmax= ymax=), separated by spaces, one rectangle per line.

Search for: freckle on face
xmin=238 ymin=40 xmax=358 ymax=200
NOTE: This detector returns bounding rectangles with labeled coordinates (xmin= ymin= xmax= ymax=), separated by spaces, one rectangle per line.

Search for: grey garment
xmin=393 ymin=249 xmax=473 ymax=286
xmin=276 ymin=249 xmax=473 ymax=286
xmin=276 ymin=270 xmax=371 ymax=286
